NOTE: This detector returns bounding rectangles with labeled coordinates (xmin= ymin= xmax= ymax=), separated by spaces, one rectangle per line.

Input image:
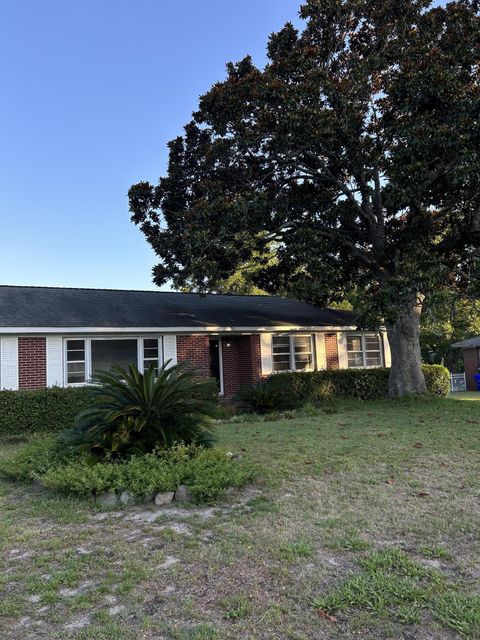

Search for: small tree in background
xmin=129 ymin=0 xmax=480 ymax=397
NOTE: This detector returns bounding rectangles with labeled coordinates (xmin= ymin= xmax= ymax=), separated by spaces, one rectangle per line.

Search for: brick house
xmin=0 ymin=286 xmax=391 ymax=398
xmin=451 ymin=337 xmax=480 ymax=391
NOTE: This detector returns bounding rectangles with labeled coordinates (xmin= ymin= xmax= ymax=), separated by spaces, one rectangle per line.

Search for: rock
xmin=142 ymin=494 xmax=154 ymax=504
xmin=118 ymin=491 xmax=133 ymax=505
xmin=97 ymin=492 xmax=118 ymax=507
xmin=154 ymin=491 xmax=175 ymax=506
xmin=174 ymin=485 xmax=191 ymax=502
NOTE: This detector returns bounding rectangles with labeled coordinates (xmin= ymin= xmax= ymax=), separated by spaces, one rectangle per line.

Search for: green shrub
xmin=0 ymin=441 xmax=255 ymax=504
xmin=0 ymin=387 xmax=92 ymax=438
xmin=234 ymin=376 xmax=301 ymax=413
xmin=268 ymin=365 xmax=450 ymax=404
xmin=58 ymin=363 xmax=218 ymax=460
xmin=422 ymin=364 xmax=450 ymax=397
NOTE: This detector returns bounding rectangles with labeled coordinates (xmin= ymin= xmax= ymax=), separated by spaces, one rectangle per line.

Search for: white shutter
xmin=46 ymin=337 xmax=64 ymax=387
xmin=163 ymin=335 xmax=177 ymax=366
xmin=0 ymin=337 xmax=19 ymax=390
xmin=382 ymin=331 xmax=392 ymax=367
xmin=315 ymin=333 xmax=327 ymax=370
xmin=260 ymin=333 xmax=273 ymax=376
xmin=337 ymin=332 xmax=349 ymax=369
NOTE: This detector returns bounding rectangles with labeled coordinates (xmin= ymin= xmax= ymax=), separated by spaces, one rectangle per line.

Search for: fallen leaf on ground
xmin=413 ymin=442 xmax=423 ymax=448
xmin=316 ymin=609 xmax=338 ymax=622
xmin=386 ymin=476 xmax=395 ymax=484
xmin=416 ymin=491 xmax=430 ymax=497
xmin=304 ymin=460 xmax=313 ymax=465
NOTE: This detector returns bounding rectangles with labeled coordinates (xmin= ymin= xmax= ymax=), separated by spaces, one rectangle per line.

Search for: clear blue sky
xmin=1 ymin=0 xmax=301 ymax=290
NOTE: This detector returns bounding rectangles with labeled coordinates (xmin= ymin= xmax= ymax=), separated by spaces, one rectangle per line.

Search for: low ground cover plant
xmin=0 ymin=440 xmax=255 ymax=504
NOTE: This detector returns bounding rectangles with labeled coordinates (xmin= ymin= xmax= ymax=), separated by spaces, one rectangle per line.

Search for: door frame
xmin=209 ymin=336 xmax=224 ymax=396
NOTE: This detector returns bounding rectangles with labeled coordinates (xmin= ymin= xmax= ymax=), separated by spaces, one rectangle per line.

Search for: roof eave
xmin=0 ymin=324 xmax=367 ymax=335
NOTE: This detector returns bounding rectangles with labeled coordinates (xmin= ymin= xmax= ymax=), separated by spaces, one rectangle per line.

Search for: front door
xmin=209 ymin=338 xmax=222 ymax=392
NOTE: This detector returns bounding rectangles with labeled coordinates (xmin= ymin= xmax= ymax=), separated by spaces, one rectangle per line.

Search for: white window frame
xmin=346 ymin=333 xmax=383 ymax=369
xmin=64 ymin=336 xmax=164 ymax=386
xmin=271 ymin=334 xmax=315 ymax=373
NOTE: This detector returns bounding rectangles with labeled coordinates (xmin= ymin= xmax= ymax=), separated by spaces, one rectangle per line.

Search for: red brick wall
xmin=222 ymin=335 xmax=262 ymax=398
xmin=463 ymin=348 xmax=479 ymax=391
xmin=176 ymin=335 xmax=210 ymax=377
xmin=238 ymin=335 xmax=262 ymax=385
xmin=325 ymin=333 xmax=339 ymax=369
xmin=18 ymin=337 xmax=47 ymax=390
xmin=221 ymin=338 xmax=241 ymax=398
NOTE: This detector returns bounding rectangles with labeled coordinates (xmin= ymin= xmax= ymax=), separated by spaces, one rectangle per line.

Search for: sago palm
xmin=57 ymin=361 xmax=218 ymax=460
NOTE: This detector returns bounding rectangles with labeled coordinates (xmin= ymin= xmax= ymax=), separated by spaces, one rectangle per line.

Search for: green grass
xmin=279 ymin=538 xmax=314 ymax=561
xmin=314 ymin=548 xmax=479 ymax=637
xmin=0 ymin=395 xmax=479 ymax=639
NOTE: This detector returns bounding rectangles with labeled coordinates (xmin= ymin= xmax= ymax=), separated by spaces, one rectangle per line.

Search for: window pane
xmin=91 ymin=339 xmax=138 ymax=374
xmin=273 ymin=358 xmax=290 ymax=372
xmin=272 ymin=336 xmax=290 ymax=353
xmin=68 ymin=373 xmax=85 ymax=384
xmin=67 ymin=339 xmax=85 ymax=352
xmin=293 ymin=336 xmax=311 ymax=353
xmin=366 ymin=355 xmax=381 ymax=366
xmin=295 ymin=353 xmax=313 ymax=371
xmin=365 ymin=336 xmax=380 ymax=351
xmin=348 ymin=353 xmax=364 ymax=367
xmin=347 ymin=336 xmax=362 ymax=352
xmin=66 ymin=339 xmax=85 ymax=362
xmin=143 ymin=338 xmax=158 ymax=349
xmin=67 ymin=361 xmax=85 ymax=384
xmin=143 ymin=360 xmax=158 ymax=375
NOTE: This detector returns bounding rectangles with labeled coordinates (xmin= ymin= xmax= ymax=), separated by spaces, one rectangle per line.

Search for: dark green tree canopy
xmin=130 ymin=0 xmax=480 ymax=395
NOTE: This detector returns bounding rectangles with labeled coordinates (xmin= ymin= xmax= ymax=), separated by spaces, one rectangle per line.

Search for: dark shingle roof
xmin=451 ymin=336 xmax=480 ymax=349
xmin=0 ymin=285 xmax=356 ymax=330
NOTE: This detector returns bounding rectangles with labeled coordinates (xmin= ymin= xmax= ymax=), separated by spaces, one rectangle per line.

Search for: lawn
xmin=0 ymin=394 xmax=479 ymax=639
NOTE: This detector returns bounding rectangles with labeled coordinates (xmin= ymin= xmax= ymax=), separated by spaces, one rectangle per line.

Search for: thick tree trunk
xmin=386 ymin=297 xmax=426 ymax=397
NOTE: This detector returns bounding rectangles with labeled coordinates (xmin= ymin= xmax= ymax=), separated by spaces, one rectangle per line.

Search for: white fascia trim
xmin=0 ymin=325 xmax=361 ymax=335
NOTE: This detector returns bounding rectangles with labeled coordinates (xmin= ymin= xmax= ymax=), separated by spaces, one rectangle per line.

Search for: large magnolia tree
xmin=129 ymin=0 xmax=480 ymax=396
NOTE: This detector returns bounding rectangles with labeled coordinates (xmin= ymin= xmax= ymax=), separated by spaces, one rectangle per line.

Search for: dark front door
xmin=209 ymin=338 xmax=221 ymax=390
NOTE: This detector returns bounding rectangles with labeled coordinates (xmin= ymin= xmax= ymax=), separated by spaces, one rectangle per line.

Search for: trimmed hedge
xmin=270 ymin=364 xmax=450 ymax=402
xmin=0 ymin=387 xmax=93 ymax=437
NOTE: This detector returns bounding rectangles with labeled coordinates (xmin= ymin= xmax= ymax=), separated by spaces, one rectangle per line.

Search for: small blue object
xmin=474 ymin=374 xmax=480 ymax=391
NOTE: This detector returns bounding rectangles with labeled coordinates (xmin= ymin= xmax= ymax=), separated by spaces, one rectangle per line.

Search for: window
xmin=65 ymin=337 xmax=163 ymax=385
xmin=66 ymin=339 xmax=86 ymax=384
xmin=347 ymin=334 xmax=382 ymax=368
xmin=272 ymin=334 xmax=314 ymax=372
xmin=91 ymin=339 xmax=138 ymax=376
xmin=143 ymin=338 xmax=160 ymax=375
